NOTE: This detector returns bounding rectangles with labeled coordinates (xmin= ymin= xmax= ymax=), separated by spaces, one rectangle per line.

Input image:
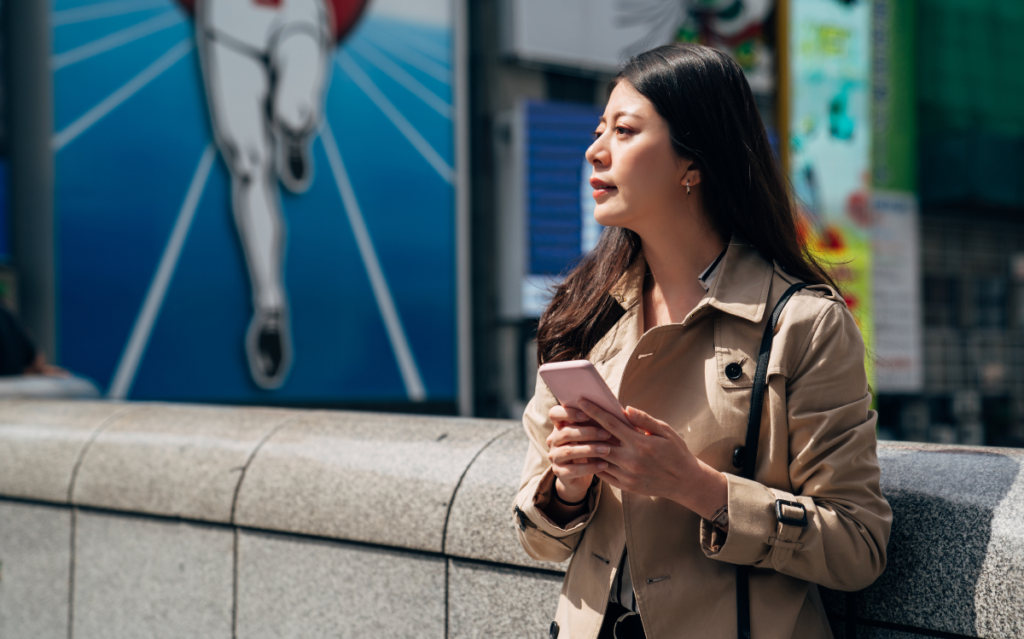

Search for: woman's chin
xmin=593 ymin=213 xmax=630 ymax=230
xmin=593 ymin=209 xmax=631 ymax=229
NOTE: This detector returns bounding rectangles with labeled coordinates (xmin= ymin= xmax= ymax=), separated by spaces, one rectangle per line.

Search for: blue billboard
xmin=519 ymin=101 xmax=603 ymax=316
xmin=52 ymin=0 xmax=458 ymax=403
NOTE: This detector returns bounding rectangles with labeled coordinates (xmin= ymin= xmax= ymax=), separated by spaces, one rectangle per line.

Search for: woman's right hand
xmin=545 ymin=404 xmax=613 ymax=503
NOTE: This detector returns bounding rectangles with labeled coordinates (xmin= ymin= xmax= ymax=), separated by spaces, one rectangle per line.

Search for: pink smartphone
xmin=538 ymin=360 xmax=624 ymax=418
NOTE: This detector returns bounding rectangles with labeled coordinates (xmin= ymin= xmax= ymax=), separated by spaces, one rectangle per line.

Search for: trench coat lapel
xmin=705 ymin=239 xmax=775 ymax=323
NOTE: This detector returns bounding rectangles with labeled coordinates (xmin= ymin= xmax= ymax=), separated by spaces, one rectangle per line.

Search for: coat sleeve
xmin=701 ymin=300 xmax=893 ymax=592
xmin=513 ymin=372 xmax=603 ymax=563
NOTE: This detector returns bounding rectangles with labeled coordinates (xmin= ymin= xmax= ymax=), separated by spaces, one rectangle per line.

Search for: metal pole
xmin=5 ymin=0 xmax=56 ymax=360
xmin=776 ymin=0 xmax=790 ymax=178
xmin=454 ymin=0 xmax=473 ymax=416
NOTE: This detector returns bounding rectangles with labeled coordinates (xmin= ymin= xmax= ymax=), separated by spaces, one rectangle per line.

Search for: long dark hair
xmin=536 ymin=43 xmax=839 ymax=365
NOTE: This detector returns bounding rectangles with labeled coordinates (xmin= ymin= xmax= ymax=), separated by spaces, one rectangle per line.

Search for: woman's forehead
xmin=600 ymin=84 xmax=659 ymax=125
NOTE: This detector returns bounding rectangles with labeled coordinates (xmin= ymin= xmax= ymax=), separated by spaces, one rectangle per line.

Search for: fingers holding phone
xmin=538 ymin=361 xmax=625 ymax=502
xmin=546 ymin=403 xmax=610 ymax=500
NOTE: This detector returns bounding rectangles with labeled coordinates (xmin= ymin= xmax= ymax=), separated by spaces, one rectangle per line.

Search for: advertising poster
xmin=872 ymin=191 xmax=921 ymax=392
xmin=787 ymin=0 xmax=873 ymax=379
xmin=520 ymin=101 xmax=603 ymax=317
xmin=505 ymin=0 xmax=778 ymax=93
xmin=656 ymin=0 xmax=778 ymax=94
xmin=52 ymin=0 xmax=459 ymax=404
xmin=871 ymin=0 xmax=921 ymax=392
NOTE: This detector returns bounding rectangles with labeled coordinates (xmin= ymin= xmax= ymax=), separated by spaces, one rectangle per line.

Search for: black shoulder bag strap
xmin=736 ymin=282 xmax=807 ymax=639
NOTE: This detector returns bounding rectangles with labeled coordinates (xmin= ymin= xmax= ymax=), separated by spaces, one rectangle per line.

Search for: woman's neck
xmin=637 ymin=209 xmax=725 ymax=330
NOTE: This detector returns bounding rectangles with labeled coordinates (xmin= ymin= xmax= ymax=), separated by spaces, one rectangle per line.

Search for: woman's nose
xmin=585 ymin=138 xmax=607 ymax=167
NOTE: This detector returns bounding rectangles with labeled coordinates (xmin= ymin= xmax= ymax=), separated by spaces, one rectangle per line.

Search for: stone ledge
xmin=2 ymin=401 xmax=1023 ymax=638
xmin=72 ymin=403 xmax=295 ymax=523
xmin=822 ymin=441 xmax=1024 ymax=639
xmin=0 ymin=399 xmax=132 ymax=503
xmin=446 ymin=428 xmax=567 ymax=571
xmin=232 ymin=409 xmax=511 ymax=552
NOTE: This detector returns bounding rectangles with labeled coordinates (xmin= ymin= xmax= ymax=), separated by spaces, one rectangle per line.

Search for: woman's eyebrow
xmin=598 ymin=109 xmax=642 ymax=124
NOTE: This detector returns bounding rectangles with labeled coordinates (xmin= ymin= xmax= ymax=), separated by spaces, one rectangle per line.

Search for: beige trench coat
xmin=514 ymin=240 xmax=892 ymax=639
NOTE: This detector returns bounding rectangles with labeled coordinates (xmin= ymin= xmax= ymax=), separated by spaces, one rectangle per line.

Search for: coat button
xmin=733 ymin=446 xmax=745 ymax=469
xmin=549 ymin=621 xmax=560 ymax=638
xmin=725 ymin=362 xmax=743 ymax=380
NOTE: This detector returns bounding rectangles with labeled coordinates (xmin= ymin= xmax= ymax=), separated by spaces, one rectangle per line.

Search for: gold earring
xmin=686 ymin=180 xmax=691 ymax=196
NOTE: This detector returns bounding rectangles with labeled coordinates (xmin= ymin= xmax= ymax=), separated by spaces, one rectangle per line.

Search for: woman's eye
xmin=591 ymin=130 xmax=603 ymax=140
xmin=615 ymin=126 xmax=631 ymax=136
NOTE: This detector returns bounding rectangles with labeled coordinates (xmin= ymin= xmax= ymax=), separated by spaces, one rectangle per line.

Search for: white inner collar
xmin=698 ymin=248 xmax=727 ymax=292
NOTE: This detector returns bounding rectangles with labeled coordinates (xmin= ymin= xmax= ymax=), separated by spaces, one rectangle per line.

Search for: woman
xmin=513 ymin=44 xmax=891 ymax=639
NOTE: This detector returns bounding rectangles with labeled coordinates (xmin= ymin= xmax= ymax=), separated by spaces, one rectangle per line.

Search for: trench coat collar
xmin=704 ymin=238 xmax=775 ymax=323
xmin=607 ymin=236 xmax=774 ymax=324
xmin=608 ymin=252 xmax=647 ymax=311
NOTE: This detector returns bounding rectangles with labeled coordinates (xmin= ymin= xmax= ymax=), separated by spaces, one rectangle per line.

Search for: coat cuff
xmin=701 ymin=473 xmax=776 ymax=565
xmin=518 ymin=467 xmax=601 ymax=538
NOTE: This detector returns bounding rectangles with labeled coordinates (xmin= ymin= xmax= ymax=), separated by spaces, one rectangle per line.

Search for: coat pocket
xmin=714 ymin=316 xmax=761 ymax=389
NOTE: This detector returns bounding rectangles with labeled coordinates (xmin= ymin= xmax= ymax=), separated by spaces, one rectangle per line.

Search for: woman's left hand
xmin=576 ymin=399 xmax=728 ymax=521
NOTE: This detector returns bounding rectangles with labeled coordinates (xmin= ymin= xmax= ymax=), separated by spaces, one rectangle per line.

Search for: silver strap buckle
xmin=613 ymin=610 xmax=641 ymax=639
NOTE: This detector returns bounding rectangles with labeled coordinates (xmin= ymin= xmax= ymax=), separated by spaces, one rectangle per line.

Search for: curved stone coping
xmin=445 ymin=428 xmax=567 ymax=571
xmin=0 ymin=400 xmax=513 ymax=551
xmin=836 ymin=441 xmax=1024 ymax=639
xmin=232 ymin=409 xmax=512 ymax=552
xmin=72 ymin=403 xmax=296 ymax=523
xmin=0 ymin=399 xmax=131 ymax=503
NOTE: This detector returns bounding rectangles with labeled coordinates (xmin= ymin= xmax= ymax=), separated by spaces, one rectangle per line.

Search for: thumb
xmin=624 ymin=406 xmax=663 ymax=436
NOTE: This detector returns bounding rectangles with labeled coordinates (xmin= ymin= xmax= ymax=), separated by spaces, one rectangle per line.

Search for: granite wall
xmin=0 ymin=400 xmax=1020 ymax=638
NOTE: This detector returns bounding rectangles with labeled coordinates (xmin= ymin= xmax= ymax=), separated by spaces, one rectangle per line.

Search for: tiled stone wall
xmin=0 ymin=400 xmax=1021 ymax=638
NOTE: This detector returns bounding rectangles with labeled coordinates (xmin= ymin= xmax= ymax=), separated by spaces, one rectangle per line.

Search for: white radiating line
xmin=53 ymin=11 xmax=182 ymax=70
xmin=53 ymin=39 xmax=192 ymax=151
xmin=52 ymin=0 xmax=170 ymax=26
xmin=320 ymin=121 xmax=426 ymax=402
xmin=336 ymin=52 xmax=454 ymax=184
xmin=365 ymin=23 xmax=450 ymax=64
xmin=348 ymin=40 xmax=451 ymax=119
xmin=108 ymin=144 xmax=216 ymax=400
xmin=359 ymin=31 xmax=450 ymax=84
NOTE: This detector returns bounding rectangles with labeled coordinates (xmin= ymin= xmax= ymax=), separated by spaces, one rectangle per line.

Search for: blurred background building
xmin=0 ymin=0 xmax=1022 ymax=446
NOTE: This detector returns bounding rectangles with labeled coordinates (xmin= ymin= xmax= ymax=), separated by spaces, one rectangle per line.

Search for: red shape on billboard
xmin=174 ymin=0 xmax=369 ymax=42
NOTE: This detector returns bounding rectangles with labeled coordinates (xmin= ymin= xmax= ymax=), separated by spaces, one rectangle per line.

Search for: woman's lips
xmin=590 ymin=178 xmax=617 ymax=198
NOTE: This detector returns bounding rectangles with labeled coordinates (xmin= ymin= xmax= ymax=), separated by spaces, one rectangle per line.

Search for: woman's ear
xmin=680 ymin=162 xmax=701 ymax=187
